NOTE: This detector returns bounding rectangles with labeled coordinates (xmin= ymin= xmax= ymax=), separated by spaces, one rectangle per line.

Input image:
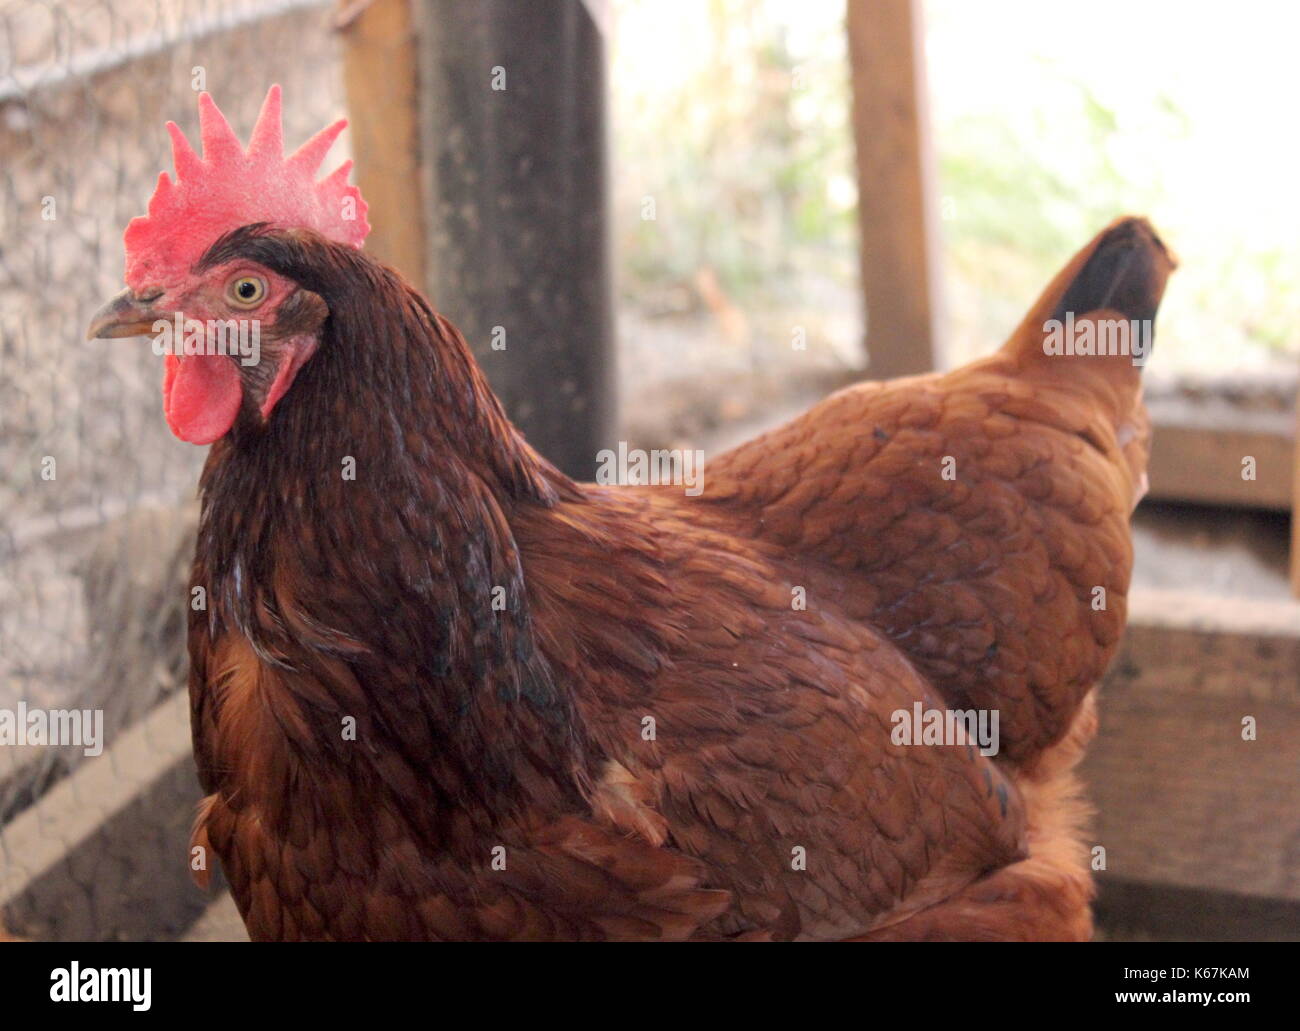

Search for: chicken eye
xmin=227 ymin=275 xmax=267 ymax=308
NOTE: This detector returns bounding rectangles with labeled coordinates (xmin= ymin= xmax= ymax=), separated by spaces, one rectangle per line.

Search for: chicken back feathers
xmin=709 ymin=219 xmax=1171 ymax=764
xmin=179 ymin=216 xmax=1173 ymax=941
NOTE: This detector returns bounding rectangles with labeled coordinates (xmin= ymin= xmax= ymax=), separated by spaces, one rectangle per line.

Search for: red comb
xmin=123 ymin=84 xmax=370 ymax=288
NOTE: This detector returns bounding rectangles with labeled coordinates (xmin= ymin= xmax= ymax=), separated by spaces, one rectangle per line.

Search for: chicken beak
xmin=86 ymin=288 xmax=168 ymax=340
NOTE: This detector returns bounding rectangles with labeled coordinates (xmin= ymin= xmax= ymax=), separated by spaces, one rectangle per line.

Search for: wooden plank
xmin=846 ymin=0 xmax=940 ymax=378
xmin=0 ymin=691 xmax=201 ymax=940
xmin=0 ymin=689 xmax=189 ymax=908
xmin=1084 ymin=588 xmax=1300 ymax=904
xmin=1146 ymin=398 xmax=1293 ymax=510
xmin=337 ymin=0 xmax=426 ymax=286
xmin=1096 ymin=878 xmax=1300 ymax=942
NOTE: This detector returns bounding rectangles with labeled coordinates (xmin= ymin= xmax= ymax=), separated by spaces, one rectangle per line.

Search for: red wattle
xmin=162 ymin=353 xmax=243 ymax=445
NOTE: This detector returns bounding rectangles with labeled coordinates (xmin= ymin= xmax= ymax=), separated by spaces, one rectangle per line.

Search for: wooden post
xmin=409 ymin=0 xmax=615 ymax=480
xmin=846 ymin=0 xmax=941 ymax=377
xmin=337 ymin=0 xmax=427 ymax=287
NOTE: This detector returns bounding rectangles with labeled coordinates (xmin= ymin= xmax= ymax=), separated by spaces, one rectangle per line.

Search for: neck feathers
xmin=193 ymin=242 xmax=589 ymax=820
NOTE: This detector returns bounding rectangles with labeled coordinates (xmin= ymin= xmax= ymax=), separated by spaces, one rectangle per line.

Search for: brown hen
xmin=88 ymin=89 xmax=1175 ymax=942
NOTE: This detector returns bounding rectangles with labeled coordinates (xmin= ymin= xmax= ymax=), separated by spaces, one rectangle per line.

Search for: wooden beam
xmin=846 ymin=0 xmax=941 ymax=378
xmin=0 ymin=691 xmax=206 ymax=941
xmin=1084 ymin=588 xmax=1300 ymax=904
xmin=1146 ymin=397 xmax=1293 ymax=511
xmin=1096 ymin=878 xmax=1300 ymax=942
xmin=337 ymin=0 xmax=426 ymax=286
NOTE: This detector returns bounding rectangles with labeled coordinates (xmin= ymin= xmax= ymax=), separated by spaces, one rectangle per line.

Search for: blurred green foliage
xmin=612 ymin=0 xmax=856 ymax=312
xmin=612 ymin=0 xmax=1299 ymax=369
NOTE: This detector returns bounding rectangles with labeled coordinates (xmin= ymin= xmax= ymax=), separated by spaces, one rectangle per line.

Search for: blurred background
xmin=1 ymin=0 xmax=1296 ymax=941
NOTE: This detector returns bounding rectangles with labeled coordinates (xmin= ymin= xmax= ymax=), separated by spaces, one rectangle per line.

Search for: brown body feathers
xmin=188 ymin=218 xmax=1174 ymax=940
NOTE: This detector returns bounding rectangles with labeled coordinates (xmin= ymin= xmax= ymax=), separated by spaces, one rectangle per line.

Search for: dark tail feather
xmin=1005 ymin=216 xmax=1177 ymax=368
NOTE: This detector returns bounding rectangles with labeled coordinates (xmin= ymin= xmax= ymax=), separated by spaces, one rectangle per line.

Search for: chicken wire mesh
xmin=0 ymin=0 xmax=344 ymax=940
